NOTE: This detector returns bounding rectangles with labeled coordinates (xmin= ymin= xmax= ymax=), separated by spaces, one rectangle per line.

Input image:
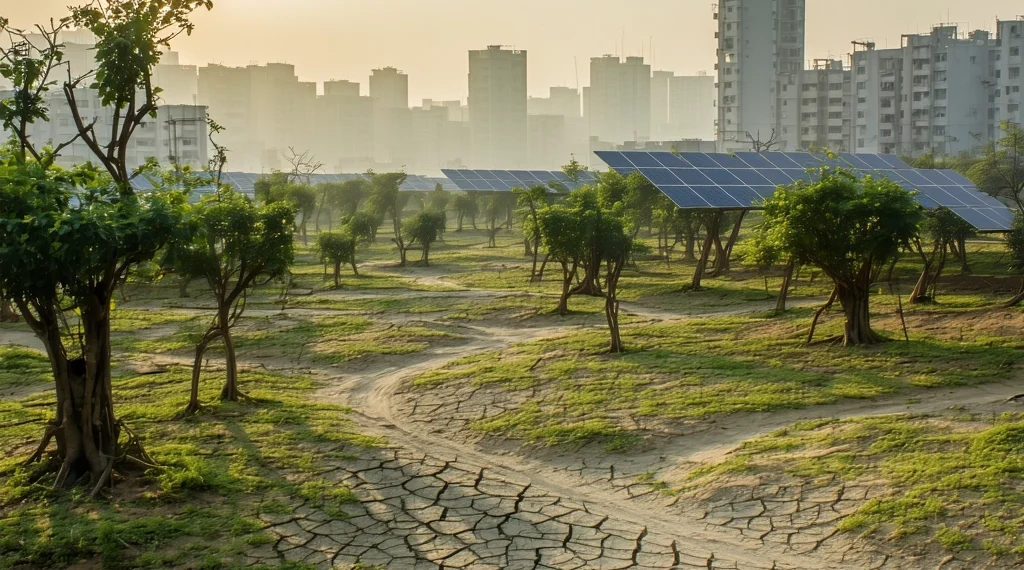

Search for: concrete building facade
xmin=587 ymin=55 xmax=651 ymax=145
xmin=851 ymin=25 xmax=998 ymax=157
xmin=779 ymin=59 xmax=852 ymax=152
xmin=468 ymin=46 xmax=528 ymax=168
xmin=716 ymin=0 xmax=806 ymax=150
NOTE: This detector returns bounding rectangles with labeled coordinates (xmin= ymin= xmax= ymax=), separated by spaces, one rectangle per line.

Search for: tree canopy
xmin=756 ymin=169 xmax=922 ymax=345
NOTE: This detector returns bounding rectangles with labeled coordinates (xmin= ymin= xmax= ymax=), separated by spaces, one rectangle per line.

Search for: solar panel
xmin=440 ymin=169 xmax=590 ymax=192
xmin=593 ymin=151 xmax=1013 ymax=231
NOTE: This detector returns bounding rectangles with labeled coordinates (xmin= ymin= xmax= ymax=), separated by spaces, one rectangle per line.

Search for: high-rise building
xmin=198 ymin=64 xmax=257 ymax=171
xmin=587 ymin=55 xmax=651 ymax=144
xmin=324 ymin=80 xmax=361 ymax=98
xmin=528 ymin=87 xmax=581 ymax=119
xmin=668 ymin=73 xmax=717 ymax=141
xmin=651 ymin=71 xmax=674 ymax=140
xmin=716 ymin=0 xmax=805 ymax=150
xmin=468 ymin=45 xmax=528 ymax=168
xmin=154 ymin=52 xmax=199 ymax=106
xmin=778 ymin=59 xmax=852 ymax=152
xmin=369 ymin=67 xmax=410 ymax=165
xmin=851 ymin=25 xmax=997 ymax=156
xmin=995 ymin=18 xmax=1024 ymax=130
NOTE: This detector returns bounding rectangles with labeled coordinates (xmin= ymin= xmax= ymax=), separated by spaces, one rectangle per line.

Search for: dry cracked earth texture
xmin=248 ymin=443 xmax=815 ymax=570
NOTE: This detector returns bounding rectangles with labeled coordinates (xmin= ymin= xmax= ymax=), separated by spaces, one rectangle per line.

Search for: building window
xmin=934 ymin=53 xmax=947 ymax=62
xmin=1012 ymin=47 xmax=1021 ymax=56
xmin=856 ymin=81 xmax=866 ymax=90
xmin=1011 ymin=67 xmax=1021 ymax=79
xmin=934 ymin=89 xmax=947 ymax=100
xmin=857 ymin=111 xmax=865 ymax=118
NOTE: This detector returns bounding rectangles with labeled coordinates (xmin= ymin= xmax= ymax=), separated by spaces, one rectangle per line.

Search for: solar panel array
xmin=129 ymin=172 xmax=456 ymax=195
xmin=594 ymin=151 xmax=1013 ymax=232
xmin=442 ymin=169 xmax=598 ymax=192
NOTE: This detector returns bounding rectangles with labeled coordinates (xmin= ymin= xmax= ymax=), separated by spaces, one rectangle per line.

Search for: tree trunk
xmin=456 ymin=212 xmax=464 ymax=232
xmin=691 ymin=218 xmax=718 ymax=290
xmin=909 ymin=266 xmax=933 ymax=304
xmin=557 ymin=262 xmax=576 ymax=315
xmin=605 ymin=259 xmax=625 ymax=353
xmin=837 ymin=284 xmax=877 ymax=346
xmin=709 ymin=211 xmax=745 ymax=277
xmin=178 ymin=276 xmax=192 ymax=298
xmin=775 ymin=259 xmax=795 ymax=314
xmin=683 ymin=229 xmax=696 ymax=262
xmin=186 ymin=329 xmax=221 ymax=414
xmin=333 ymin=261 xmax=341 ymax=287
xmin=957 ymin=236 xmax=969 ymax=275
xmin=350 ymin=258 xmax=359 ymax=276
xmin=422 ymin=245 xmax=430 ymax=267
xmin=219 ymin=306 xmax=242 ymax=401
xmin=537 ymin=253 xmax=550 ymax=283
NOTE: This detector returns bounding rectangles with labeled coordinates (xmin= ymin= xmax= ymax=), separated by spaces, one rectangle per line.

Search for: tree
xmin=425 ymin=184 xmax=450 ymax=227
xmin=366 ymin=172 xmax=411 ymax=265
xmin=330 ymin=178 xmax=369 ymax=219
xmin=0 ymin=0 xmax=211 ymax=492
xmin=284 ymin=184 xmax=316 ymax=244
xmin=538 ymin=187 xmax=637 ymax=351
xmin=404 ymin=211 xmax=447 ymax=266
xmin=514 ymin=184 xmax=551 ymax=281
xmin=0 ymin=155 xmax=186 ymax=490
xmin=968 ymin=121 xmax=1024 ymax=212
xmin=756 ymin=170 xmax=922 ymax=346
xmin=1007 ymin=214 xmax=1024 ymax=307
xmin=453 ymin=193 xmax=479 ymax=231
xmin=315 ymin=212 xmax=377 ymax=283
xmin=253 ymin=171 xmax=289 ymax=204
xmin=562 ymin=155 xmax=589 ymax=183
xmin=174 ymin=191 xmax=295 ymax=413
xmin=481 ymin=194 xmax=508 ymax=248
xmin=909 ymin=209 xmax=976 ymax=304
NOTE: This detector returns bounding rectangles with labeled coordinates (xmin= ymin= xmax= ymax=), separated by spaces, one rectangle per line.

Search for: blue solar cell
xmin=732 ymin=170 xmax=773 ymax=186
xmin=692 ymin=186 xmax=745 ymax=208
xmin=915 ymin=194 xmax=941 ymax=209
xmin=595 ymin=151 xmax=633 ymax=168
xmin=762 ymin=153 xmax=802 ymax=168
xmin=937 ymin=170 xmax=972 ymax=186
xmin=840 ymin=154 xmax=871 ymax=170
xmin=856 ymin=154 xmax=891 ymax=170
xmin=452 ymin=179 xmax=476 ymax=191
xmin=879 ymin=154 xmax=910 ymax=168
xmin=508 ymin=171 xmax=539 ymax=183
xmin=641 ymin=168 xmax=685 ymax=186
xmin=701 ymin=168 xmax=744 ymax=186
xmin=495 ymin=170 xmax=518 ymax=182
xmin=750 ymin=186 xmax=778 ymax=199
xmin=758 ymin=169 xmax=796 ymax=185
xmin=611 ymin=166 xmax=638 ymax=177
xmin=671 ymin=168 xmax=714 ymax=185
xmin=734 ymin=153 xmax=775 ymax=169
xmin=895 ymin=169 xmax=931 ymax=186
xmin=679 ymin=153 xmax=720 ymax=168
xmin=782 ymin=169 xmax=813 ymax=183
xmin=552 ymin=172 xmax=572 ymax=182
xmin=661 ymin=186 xmax=712 ymax=208
xmin=787 ymin=152 xmax=823 ymax=169
xmin=916 ymin=186 xmax=959 ymax=205
xmin=709 ymin=154 xmax=749 ymax=169
xmin=944 ymin=187 xmax=985 ymax=207
xmin=723 ymin=186 xmax=763 ymax=207
xmin=950 ymin=208 xmax=1004 ymax=231
xmin=651 ymin=152 xmax=692 ymax=168
xmin=627 ymin=152 xmax=664 ymax=168
xmin=917 ymin=170 xmax=955 ymax=185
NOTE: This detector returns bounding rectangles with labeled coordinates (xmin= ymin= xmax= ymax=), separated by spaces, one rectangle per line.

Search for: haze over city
xmin=5 ymin=0 xmax=1022 ymax=101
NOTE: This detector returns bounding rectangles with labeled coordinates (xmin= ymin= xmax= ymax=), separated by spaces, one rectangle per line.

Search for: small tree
xmin=482 ymin=194 xmax=505 ymax=248
xmin=562 ymin=155 xmax=589 ymax=183
xmin=175 ymin=191 xmax=295 ymax=413
xmin=253 ymin=171 xmax=289 ymax=204
xmin=514 ymin=184 xmax=551 ymax=281
xmin=1007 ymin=214 xmax=1024 ymax=307
xmin=909 ymin=209 xmax=976 ymax=304
xmin=453 ymin=193 xmax=479 ymax=231
xmin=538 ymin=204 xmax=591 ymax=314
xmin=316 ymin=231 xmax=357 ymax=286
xmin=599 ymin=215 xmax=636 ymax=353
xmin=756 ymin=170 xmax=922 ymax=345
xmin=332 ymin=178 xmax=370 ymax=218
xmin=284 ymin=184 xmax=316 ymax=243
xmin=968 ymin=121 xmax=1024 ymax=212
xmin=366 ymin=172 xmax=411 ymax=265
xmin=404 ymin=211 xmax=447 ymax=266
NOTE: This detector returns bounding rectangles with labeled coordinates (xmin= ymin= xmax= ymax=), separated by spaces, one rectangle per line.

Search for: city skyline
xmin=5 ymin=0 xmax=1022 ymax=102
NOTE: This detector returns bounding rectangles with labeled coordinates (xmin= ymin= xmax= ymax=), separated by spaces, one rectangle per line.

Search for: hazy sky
xmin=6 ymin=0 xmax=1023 ymax=102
